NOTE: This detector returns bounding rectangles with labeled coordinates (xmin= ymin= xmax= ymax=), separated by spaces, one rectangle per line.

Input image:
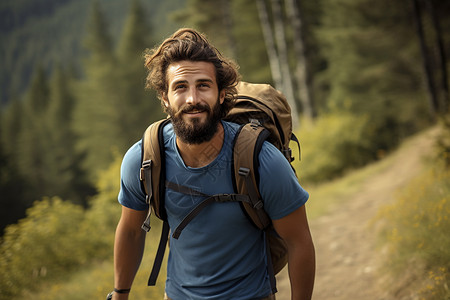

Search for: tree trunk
xmin=425 ymin=0 xmax=449 ymax=114
xmin=285 ymin=0 xmax=316 ymax=120
xmin=411 ymin=0 xmax=439 ymax=117
xmin=270 ymin=0 xmax=298 ymax=127
xmin=255 ymin=0 xmax=283 ymax=91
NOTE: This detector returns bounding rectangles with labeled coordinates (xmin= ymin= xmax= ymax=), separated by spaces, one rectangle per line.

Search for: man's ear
xmin=219 ymin=90 xmax=226 ymax=104
xmin=162 ymin=93 xmax=169 ymax=107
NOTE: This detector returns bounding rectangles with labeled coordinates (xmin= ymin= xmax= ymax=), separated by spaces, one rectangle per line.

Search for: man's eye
xmin=175 ymin=84 xmax=186 ymax=90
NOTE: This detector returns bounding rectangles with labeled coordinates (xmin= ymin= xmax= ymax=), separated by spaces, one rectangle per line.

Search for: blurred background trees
xmin=0 ymin=0 xmax=449 ymax=297
xmin=1 ymin=0 xmax=449 ymax=233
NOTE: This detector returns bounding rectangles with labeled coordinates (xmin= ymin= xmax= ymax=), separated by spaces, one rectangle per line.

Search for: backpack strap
xmin=165 ymin=181 xmax=252 ymax=239
xmin=232 ymin=122 xmax=285 ymax=294
xmin=232 ymin=123 xmax=271 ymax=229
xmin=140 ymin=118 xmax=171 ymax=286
xmin=140 ymin=119 xmax=170 ymax=227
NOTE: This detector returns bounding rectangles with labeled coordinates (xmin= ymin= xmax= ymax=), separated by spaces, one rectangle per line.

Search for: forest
xmin=0 ymin=0 xmax=449 ymax=299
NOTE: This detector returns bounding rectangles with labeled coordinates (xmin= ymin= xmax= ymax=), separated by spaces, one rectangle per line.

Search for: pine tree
xmin=171 ymin=0 xmax=236 ymax=58
xmin=17 ymin=64 xmax=51 ymax=196
xmin=318 ymin=0 xmax=432 ymax=149
xmin=0 ymin=109 xmax=29 ymax=234
xmin=116 ymin=0 xmax=164 ymax=146
xmin=0 ymin=98 xmax=24 ymax=160
xmin=231 ymin=0 xmax=271 ymax=83
xmin=44 ymin=65 xmax=92 ymax=204
xmin=74 ymin=1 xmax=123 ymax=180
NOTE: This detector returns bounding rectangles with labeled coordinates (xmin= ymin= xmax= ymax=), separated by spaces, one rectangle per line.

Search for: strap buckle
xmin=253 ymin=200 xmax=264 ymax=210
xmin=238 ymin=167 xmax=250 ymax=177
xmin=140 ymin=160 xmax=152 ymax=181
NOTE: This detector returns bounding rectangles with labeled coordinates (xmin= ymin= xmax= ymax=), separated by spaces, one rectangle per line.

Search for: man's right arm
xmin=112 ymin=206 xmax=148 ymax=300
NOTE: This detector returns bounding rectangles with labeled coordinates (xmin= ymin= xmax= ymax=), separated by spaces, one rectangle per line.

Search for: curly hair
xmin=143 ymin=28 xmax=240 ymax=118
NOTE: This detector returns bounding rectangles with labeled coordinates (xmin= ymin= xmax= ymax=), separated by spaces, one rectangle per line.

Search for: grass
xmin=301 ymin=128 xmax=421 ymax=219
xmin=15 ymin=219 xmax=168 ymax=300
xmin=372 ymin=167 xmax=450 ymax=300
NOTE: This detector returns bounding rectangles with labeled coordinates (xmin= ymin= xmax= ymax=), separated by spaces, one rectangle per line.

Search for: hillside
xmin=276 ymin=126 xmax=439 ymax=299
xmin=0 ymin=0 xmax=183 ymax=106
xmin=16 ymin=127 xmax=441 ymax=300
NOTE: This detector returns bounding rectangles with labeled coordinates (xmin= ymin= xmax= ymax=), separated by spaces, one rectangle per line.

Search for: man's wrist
xmin=106 ymin=288 xmax=131 ymax=300
xmin=114 ymin=288 xmax=131 ymax=294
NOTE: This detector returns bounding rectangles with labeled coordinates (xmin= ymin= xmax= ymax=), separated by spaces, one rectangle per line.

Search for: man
xmin=112 ymin=28 xmax=315 ymax=300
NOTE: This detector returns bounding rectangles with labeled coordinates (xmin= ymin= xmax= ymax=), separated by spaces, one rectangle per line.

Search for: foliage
xmin=0 ymin=153 xmax=167 ymax=300
xmin=0 ymin=153 xmax=123 ymax=299
xmin=0 ymin=0 xmax=184 ymax=106
xmin=0 ymin=198 xmax=87 ymax=298
xmin=316 ymin=0 xmax=437 ymax=151
xmin=74 ymin=1 xmax=164 ymax=181
xmin=373 ymin=167 xmax=450 ymax=299
xmin=436 ymin=115 xmax=450 ymax=168
xmin=293 ymin=112 xmax=373 ymax=183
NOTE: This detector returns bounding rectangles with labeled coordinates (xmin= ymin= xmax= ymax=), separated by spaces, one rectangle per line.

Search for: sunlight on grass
xmin=17 ymin=218 xmax=167 ymax=300
xmin=300 ymin=127 xmax=436 ymax=220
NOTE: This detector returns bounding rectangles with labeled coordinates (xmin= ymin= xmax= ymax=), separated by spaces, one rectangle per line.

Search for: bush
xmin=293 ymin=113 xmax=374 ymax=183
xmin=0 ymin=154 xmax=123 ymax=299
xmin=374 ymin=168 xmax=450 ymax=299
xmin=0 ymin=198 xmax=87 ymax=298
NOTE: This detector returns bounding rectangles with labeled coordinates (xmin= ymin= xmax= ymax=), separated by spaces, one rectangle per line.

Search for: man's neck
xmin=176 ymin=122 xmax=224 ymax=168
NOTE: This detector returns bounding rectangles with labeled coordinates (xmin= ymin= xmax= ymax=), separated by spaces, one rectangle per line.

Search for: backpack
xmin=139 ymin=81 xmax=300 ymax=292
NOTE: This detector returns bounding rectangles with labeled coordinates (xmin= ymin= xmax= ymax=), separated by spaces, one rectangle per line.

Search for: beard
xmin=167 ymin=98 xmax=223 ymax=145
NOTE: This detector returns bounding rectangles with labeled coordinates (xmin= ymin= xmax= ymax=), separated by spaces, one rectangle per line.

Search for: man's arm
xmin=272 ymin=205 xmax=315 ymax=300
xmin=112 ymin=206 xmax=148 ymax=300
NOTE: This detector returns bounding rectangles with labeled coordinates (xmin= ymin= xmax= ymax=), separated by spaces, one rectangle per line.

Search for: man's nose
xmin=186 ymin=87 xmax=199 ymax=105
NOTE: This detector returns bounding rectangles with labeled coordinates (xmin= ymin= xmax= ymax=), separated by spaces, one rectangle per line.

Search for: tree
xmin=116 ymin=0 xmax=164 ymax=146
xmin=44 ymin=66 xmax=93 ymax=205
xmin=0 ymin=108 xmax=29 ymax=234
xmin=270 ymin=0 xmax=298 ymax=126
xmin=285 ymin=0 xmax=316 ymax=120
xmin=229 ymin=0 xmax=271 ymax=83
xmin=412 ymin=0 xmax=439 ymax=117
xmin=317 ymin=0 xmax=433 ymax=152
xmin=171 ymin=0 xmax=236 ymax=59
xmin=412 ymin=0 xmax=450 ymax=116
xmin=74 ymin=1 xmax=123 ymax=180
xmin=256 ymin=0 xmax=283 ymax=90
xmin=17 ymin=64 xmax=51 ymax=196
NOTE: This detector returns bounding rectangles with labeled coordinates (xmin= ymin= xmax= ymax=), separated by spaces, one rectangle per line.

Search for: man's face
xmin=164 ymin=60 xmax=225 ymax=144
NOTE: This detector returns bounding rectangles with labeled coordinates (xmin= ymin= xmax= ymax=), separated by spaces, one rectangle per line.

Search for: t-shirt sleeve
xmin=118 ymin=140 xmax=148 ymax=211
xmin=258 ymin=142 xmax=309 ymax=220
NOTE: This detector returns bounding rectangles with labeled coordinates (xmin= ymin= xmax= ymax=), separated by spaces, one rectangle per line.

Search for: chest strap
xmin=166 ymin=181 xmax=252 ymax=239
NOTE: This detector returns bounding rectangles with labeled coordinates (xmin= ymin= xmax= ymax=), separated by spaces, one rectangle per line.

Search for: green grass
xmin=372 ymin=168 xmax=450 ymax=300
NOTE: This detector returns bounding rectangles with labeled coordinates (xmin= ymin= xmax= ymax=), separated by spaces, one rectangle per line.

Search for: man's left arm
xmin=272 ymin=205 xmax=315 ymax=300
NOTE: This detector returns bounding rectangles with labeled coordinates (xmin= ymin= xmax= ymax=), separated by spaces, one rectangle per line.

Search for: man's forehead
xmin=167 ymin=61 xmax=217 ymax=83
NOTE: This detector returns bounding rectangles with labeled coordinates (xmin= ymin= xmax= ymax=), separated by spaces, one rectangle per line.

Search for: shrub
xmin=0 ymin=197 xmax=87 ymax=298
xmin=0 ymin=154 xmax=123 ymax=299
xmin=293 ymin=113 xmax=374 ymax=183
xmin=374 ymin=168 xmax=450 ymax=299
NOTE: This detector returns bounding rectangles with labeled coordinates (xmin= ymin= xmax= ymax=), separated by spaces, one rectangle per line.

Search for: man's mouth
xmin=185 ymin=109 xmax=205 ymax=114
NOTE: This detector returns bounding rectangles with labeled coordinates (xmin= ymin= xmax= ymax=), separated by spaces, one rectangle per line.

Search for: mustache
xmin=174 ymin=103 xmax=211 ymax=117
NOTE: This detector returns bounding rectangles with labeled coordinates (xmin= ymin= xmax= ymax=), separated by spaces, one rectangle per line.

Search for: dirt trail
xmin=275 ymin=128 xmax=438 ymax=300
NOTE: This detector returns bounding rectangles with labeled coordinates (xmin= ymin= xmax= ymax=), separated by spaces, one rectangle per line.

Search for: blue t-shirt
xmin=119 ymin=121 xmax=309 ymax=299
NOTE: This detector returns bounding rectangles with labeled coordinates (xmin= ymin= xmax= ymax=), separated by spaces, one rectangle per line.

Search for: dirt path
xmin=275 ymin=128 xmax=438 ymax=300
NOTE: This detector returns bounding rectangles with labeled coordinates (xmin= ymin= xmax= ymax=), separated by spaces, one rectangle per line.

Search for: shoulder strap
xmin=141 ymin=118 xmax=170 ymax=226
xmin=232 ymin=123 xmax=271 ymax=230
xmin=140 ymin=118 xmax=170 ymax=286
